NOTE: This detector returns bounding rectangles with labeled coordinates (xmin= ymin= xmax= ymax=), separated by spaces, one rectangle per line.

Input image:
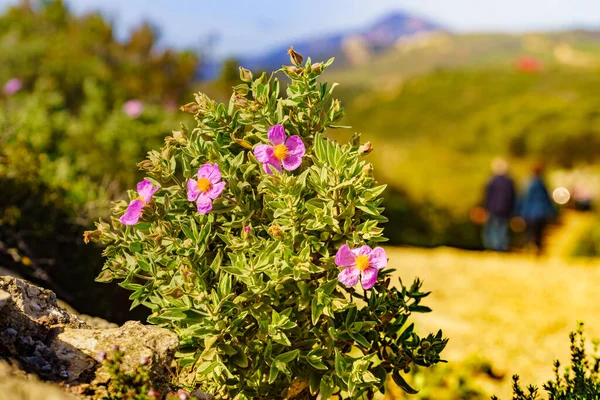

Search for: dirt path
xmin=385 ymin=233 xmax=600 ymax=398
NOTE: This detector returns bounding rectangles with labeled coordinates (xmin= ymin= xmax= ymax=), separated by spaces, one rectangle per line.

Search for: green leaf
xmin=276 ymin=349 xmax=299 ymax=363
xmin=311 ymin=298 xmax=325 ymax=325
xmin=319 ymin=375 xmax=334 ymax=400
xmin=268 ymin=363 xmax=280 ymax=384
xmin=307 ymin=355 xmax=328 ymax=371
xmin=392 ymin=370 xmax=418 ymax=394
xmin=196 ymin=361 xmax=219 ymax=377
xmin=348 ymin=332 xmax=370 ymax=348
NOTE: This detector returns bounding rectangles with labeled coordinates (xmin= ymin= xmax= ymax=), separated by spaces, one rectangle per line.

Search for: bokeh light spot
xmin=552 ymin=187 xmax=570 ymax=205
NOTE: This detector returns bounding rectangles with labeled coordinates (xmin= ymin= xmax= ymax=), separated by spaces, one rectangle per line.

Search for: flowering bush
xmin=87 ymin=49 xmax=447 ymax=399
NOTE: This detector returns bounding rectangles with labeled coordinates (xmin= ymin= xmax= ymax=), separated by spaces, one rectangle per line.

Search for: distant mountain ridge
xmin=200 ymin=11 xmax=441 ymax=79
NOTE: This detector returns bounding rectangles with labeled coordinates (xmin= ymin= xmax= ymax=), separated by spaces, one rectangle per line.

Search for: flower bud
xmin=239 ymin=67 xmax=253 ymax=82
xmin=362 ymin=163 xmax=373 ymax=175
xmin=268 ymin=225 xmax=283 ymax=239
xmin=176 ymin=389 xmax=190 ymax=400
xmin=140 ymin=356 xmax=150 ymax=365
xmin=138 ymin=159 xmax=154 ymax=171
xmin=287 ymin=46 xmax=303 ymax=66
xmin=234 ymin=95 xmax=249 ymax=107
xmin=161 ymin=145 xmax=172 ymax=159
xmin=311 ymin=62 xmax=323 ymax=74
xmin=83 ymin=229 xmax=101 ymax=244
xmin=147 ymin=390 xmax=160 ymax=398
xmin=166 ymin=130 xmax=188 ymax=146
xmin=421 ymin=340 xmax=431 ymax=350
xmin=180 ymin=102 xmax=199 ymax=113
xmin=283 ymin=66 xmax=301 ymax=78
xmin=358 ymin=142 xmax=373 ymax=156
xmin=97 ymin=351 xmax=107 ymax=362
xmin=242 ymin=225 xmax=252 ymax=240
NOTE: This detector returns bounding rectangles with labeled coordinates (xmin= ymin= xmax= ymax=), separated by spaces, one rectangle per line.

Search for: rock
xmin=0 ymin=290 xmax=10 ymax=310
xmin=0 ymin=276 xmax=179 ymax=397
xmin=57 ymin=320 xmax=178 ymax=395
xmin=0 ymin=360 xmax=78 ymax=400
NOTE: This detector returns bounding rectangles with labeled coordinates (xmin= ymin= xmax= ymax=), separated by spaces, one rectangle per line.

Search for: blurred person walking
xmin=519 ymin=164 xmax=556 ymax=255
xmin=483 ymin=158 xmax=516 ymax=251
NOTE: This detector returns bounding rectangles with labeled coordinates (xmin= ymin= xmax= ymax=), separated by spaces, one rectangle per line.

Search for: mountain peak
xmin=202 ymin=11 xmax=441 ymax=79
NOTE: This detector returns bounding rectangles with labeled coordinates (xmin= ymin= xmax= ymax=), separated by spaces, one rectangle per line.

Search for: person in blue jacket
xmin=519 ymin=164 xmax=556 ymax=255
xmin=483 ymin=158 xmax=516 ymax=251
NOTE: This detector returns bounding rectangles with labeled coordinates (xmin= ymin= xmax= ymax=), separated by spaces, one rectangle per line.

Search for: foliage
xmin=87 ymin=53 xmax=447 ymax=399
xmin=492 ymin=323 xmax=600 ymax=400
xmin=0 ymin=0 xmax=198 ymax=322
xmin=572 ymin=217 xmax=600 ymax=257
xmin=98 ymin=347 xmax=155 ymax=400
xmin=384 ymin=355 xmax=502 ymax=400
xmin=0 ymin=0 xmax=198 ymax=106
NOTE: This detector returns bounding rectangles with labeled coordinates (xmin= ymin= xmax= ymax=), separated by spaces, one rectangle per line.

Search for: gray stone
xmin=0 ymin=276 xmax=180 ymax=398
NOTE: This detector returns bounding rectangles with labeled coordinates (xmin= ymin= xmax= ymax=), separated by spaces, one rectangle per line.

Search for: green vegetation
xmin=0 ymin=0 xmax=197 ymax=322
xmin=492 ymin=323 xmax=600 ymax=400
xmin=87 ymin=55 xmax=447 ymax=399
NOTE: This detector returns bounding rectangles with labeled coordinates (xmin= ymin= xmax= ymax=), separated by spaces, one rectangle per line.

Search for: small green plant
xmin=97 ymin=346 xmax=193 ymax=400
xmin=492 ymin=323 xmax=600 ymax=400
xmin=98 ymin=346 xmax=156 ymax=400
xmin=87 ymin=48 xmax=446 ymax=399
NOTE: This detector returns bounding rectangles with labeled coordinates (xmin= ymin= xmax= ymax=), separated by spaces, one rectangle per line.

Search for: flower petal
xmin=197 ymin=163 xmax=221 ymax=183
xmin=338 ymin=267 xmax=360 ymax=287
xmin=360 ymin=267 xmax=379 ymax=290
xmin=351 ymin=245 xmax=373 ymax=258
xmin=207 ymin=181 xmax=226 ymax=199
xmin=267 ymin=124 xmax=286 ymax=145
xmin=137 ymin=180 xmax=159 ymax=203
xmin=197 ymin=194 xmax=213 ymax=215
xmin=119 ymin=200 xmax=145 ymax=226
xmin=335 ymin=244 xmax=356 ymax=267
xmin=263 ymin=160 xmax=282 ymax=174
xmin=254 ymin=144 xmax=274 ymax=163
xmin=285 ymin=136 xmax=305 ymax=156
xmin=282 ymin=154 xmax=303 ymax=171
xmin=187 ymin=179 xmax=200 ymax=201
xmin=368 ymin=247 xmax=388 ymax=270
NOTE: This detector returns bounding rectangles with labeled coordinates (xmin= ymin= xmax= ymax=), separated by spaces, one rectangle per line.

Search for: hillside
xmin=328 ymin=30 xmax=600 ymax=91
xmin=325 ymin=31 xmax=600 ymax=213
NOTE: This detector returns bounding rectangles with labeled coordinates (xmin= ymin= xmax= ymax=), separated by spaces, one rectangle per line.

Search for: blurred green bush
xmin=0 ymin=0 xmax=197 ymax=322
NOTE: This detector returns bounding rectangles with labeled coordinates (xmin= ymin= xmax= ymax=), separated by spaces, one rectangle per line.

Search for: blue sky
xmin=2 ymin=0 xmax=600 ymax=57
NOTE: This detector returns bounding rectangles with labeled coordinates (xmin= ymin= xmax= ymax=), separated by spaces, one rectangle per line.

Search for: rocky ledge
xmin=0 ymin=276 xmax=181 ymax=398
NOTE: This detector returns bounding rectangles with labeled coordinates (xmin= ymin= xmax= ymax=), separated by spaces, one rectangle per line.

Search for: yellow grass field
xmin=384 ymin=211 xmax=600 ymax=399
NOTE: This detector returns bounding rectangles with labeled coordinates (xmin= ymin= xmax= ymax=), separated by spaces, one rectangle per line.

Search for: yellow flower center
xmin=355 ymin=255 xmax=370 ymax=271
xmin=273 ymin=144 xmax=289 ymax=161
xmin=135 ymin=196 xmax=146 ymax=204
xmin=196 ymin=177 xmax=212 ymax=193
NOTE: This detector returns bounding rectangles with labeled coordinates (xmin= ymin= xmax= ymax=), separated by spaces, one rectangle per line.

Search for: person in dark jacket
xmin=519 ymin=165 xmax=556 ymax=255
xmin=483 ymin=158 xmax=516 ymax=251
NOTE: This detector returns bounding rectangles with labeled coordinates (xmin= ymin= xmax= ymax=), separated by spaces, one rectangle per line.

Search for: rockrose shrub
xmin=87 ymin=49 xmax=447 ymax=399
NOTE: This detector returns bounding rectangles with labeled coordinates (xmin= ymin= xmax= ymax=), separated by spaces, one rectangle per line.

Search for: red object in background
xmin=470 ymin=207 xmax=488 ymax=225
xmin=516 ymin=56 xmax=543 ymax=72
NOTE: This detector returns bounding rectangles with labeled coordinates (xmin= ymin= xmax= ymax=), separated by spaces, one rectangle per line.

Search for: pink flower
xmin=253 ymin=125 xmax=305 ymax=174
xmin=3 ymin=78 xmax=22 ymax=96
xmin=187 ymin=163 xmax=226 ymax=214
xmin=335 ymin=244 xmax=388 ymax=290
xmin=123 ymin=99 xmax=144 ymax=118
xmin=120 ymin=180 xmax=159 ymax=225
